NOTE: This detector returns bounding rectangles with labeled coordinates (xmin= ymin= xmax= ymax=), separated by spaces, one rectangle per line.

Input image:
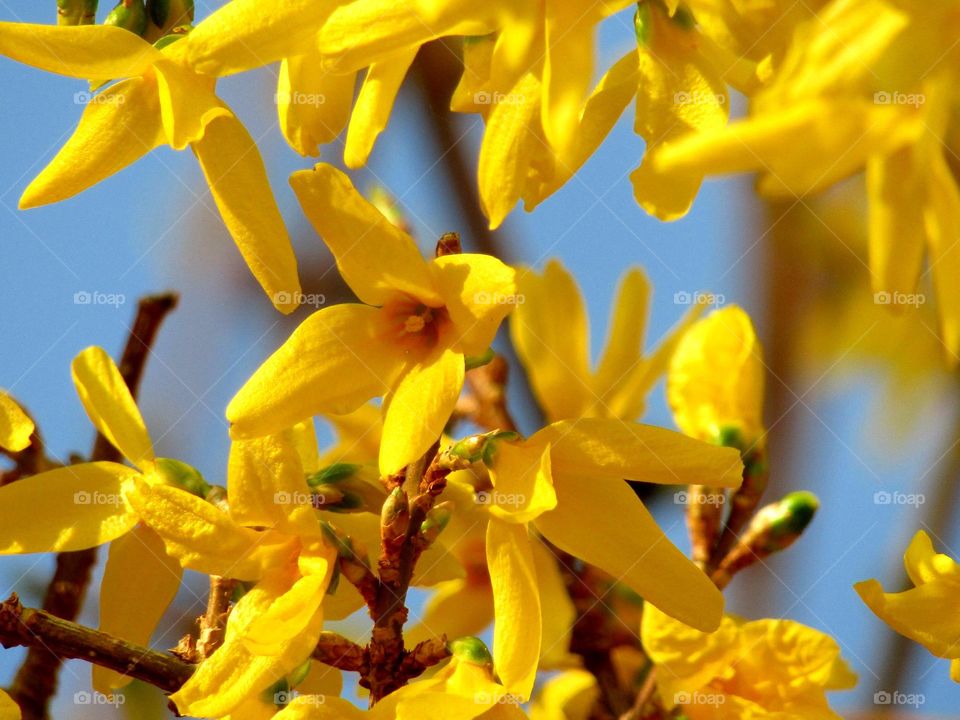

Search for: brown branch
xmin=312 ymin=631 xmax=367 ymax=673
xmin=9 ymin=292 xmax=178 ymax=719
xmin=195 ymin=576 xmax=236 ymax=661
xmin=0 ymin=594 xmax=193 ymax=695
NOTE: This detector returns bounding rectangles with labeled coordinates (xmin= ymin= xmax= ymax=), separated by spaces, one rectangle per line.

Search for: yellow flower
xmin=130 ymin=430 xmax=337 ymax=717
xmin=0 ymin=18 xmax=301 ymax=312
xmin=668 ymin=305 xmax=765 ymax=445
xmin=641 ymin=605 xmax=857 ymax=719
xmin=529 ymin=669 xmax=598 ymax=720
xmin=855 ymin=530 xmax=960 ymax=683
xmin=511 ymin=260 xmax=699 ymax=422
xmin=0 ymin=390 xmax=34 ymax=452
xmin=0 ymin=690 xmax=19 ymax=720
xmin=0 ymin=347 xmax=199 ymax=694
xmin=273 ymin=637 xmax=528 ymax=719
xmin=227 ymin=163 xmax=516 ymax=475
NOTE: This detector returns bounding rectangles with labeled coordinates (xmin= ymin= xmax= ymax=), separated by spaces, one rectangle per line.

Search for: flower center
xmin=382 ymin=296 xmax=450 ymax=353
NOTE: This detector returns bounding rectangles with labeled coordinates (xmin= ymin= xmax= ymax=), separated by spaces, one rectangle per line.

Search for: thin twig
xmin=9 ymin=293 xmax=178 ymax=719
xmin=0 ymin=594 xmax=193 ymax=695
xmin=195 ymin=576 xmax=236 ymax=661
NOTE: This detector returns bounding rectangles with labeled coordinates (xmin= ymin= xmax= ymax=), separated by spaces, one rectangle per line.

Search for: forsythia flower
xmin=651 ymin=0 xmax=960 ymax=356
xmin=129 ymin=430 xmax=337 ymax=717
xmin=641 ymin=605 xmax=857 ymax=718
xmin=668 ymin=305 xmax=765 ymax=445
xmin=0 ymin=347 xmax=193 ymax=693
xmin=529 ymin=669 xmax=599 ymax=720
xmin=0 ymin=391 xmax=33 ymax=452
xmin=855 ymin=530 xmax=960 ymax=683
xmin=227 ymin=163 xmax=516 ymax=475
xmin=511 ymin=260 xmax=698 ymax=422
xmin=0 ymin=17 xmax=301 ymax=312
xmin=273 ymin=637 xmax=527 ymax=720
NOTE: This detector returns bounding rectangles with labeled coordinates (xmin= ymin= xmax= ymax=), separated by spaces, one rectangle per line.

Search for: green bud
xmin=288 ymin=658 xmax=312 ymax=688
xmin=634 ymin=2 xmax=652 ymax=45
xmin=147 ymin=0 xmax=193 ymax=30
xmin=448 ymin=430 xmax=521 ymax=466
xmin=155 ymin=457 xmax=211 ymax=498
xmin=326 ymin=562 xmax=341 ymax=595
xmin=307 ymin=462 xmax=361 ymax=487
xmin=58 ymin=0 xmax=98 ymax=25
xmin=768 ymin=491 xmax=819 ymax=538
xmin=105 ymin=0 xmax=148 ymax=36
xmin=448 ymin=636 xmax=493 ymax=666
xmin=381 ymin=486 xmax=409 ymax=539
xmin=671 ymin=4 xmax=696 ymax=30
xmin=715 ymin=425 xmax=745 ymax=451
xmin=152 ymin=24 xmax=192 ymax=49
xmin=419 ymin=501 xmax=453 ymax=545
xmin=465 ymin=348 xmax=495 ymax=371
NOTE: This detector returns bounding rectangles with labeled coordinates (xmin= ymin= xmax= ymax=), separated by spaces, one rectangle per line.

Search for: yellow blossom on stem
xmin=511 ymin=259 xmax=700 ymax=423
xmin=856 ymin=530 xmax=960 ymax=683
xmin=0 ymin=16 xmax=301 ymax=312
xmin=227 ymin=163 xmax=516 ymax=475
xmin=641 ymin=605 xmax=857 ymax=719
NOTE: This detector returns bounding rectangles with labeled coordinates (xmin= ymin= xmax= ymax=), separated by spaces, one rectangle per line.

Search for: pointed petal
xmin=542 ymin=1 xmax=599 ymax=150
xmin=429 ymin=254 xmax=516 ymax=356
xmin=531 ymin=538 xmax=576 ymax=666
xmin=535 ymin=473 xmax=724 ymax=631
xmin=154 ymin=59 xmax=230 ymax=150
xmin=93 ymin=524 xmax=182 ymax=693
xmin=477 ymin=73 xmax=541 ymax=230
xmin=72 ymin=346 xmax=153 ymax=469
xmin=227 ymin=304 xmax=405 ymax=440
xmin=185 ymin=0 xmax=338 ymax=77
xmin=380 ymin=347 xmax=465 ymax=474
xmin=487 ymin=519 xmax=540 ymax=699
xmin=925 ymin=152 xmax=960 ymax=359
xmin=0 ymin=391 xmax=34 ymax=452
xmin=486 ymin=441 xmax=556 ymax=524
xmin=192 ymin=114 xmax=301 ymax=314
xmin=532 ymin=418 xmax=743 ymax=489
xmin=0 ymin=463 xmax=139 ymax=554
xmin=903 ymin=531 xmax=960 ymax=586
xmin=126 ymin=481 xmax=294 ymax=581
xmin=510 ymin=261 xmax=592 ymax=421
xmin=20 ymin=77 xmax=165 ymax=209
xmin=0 ymin=22 xmax=160 ymax=79
xmin=289 ymin=163 xmax=440 ymax=306
xmin=279 ymin=51 xmax=357 ymax=157
xmin=290 ymin=420 xmax=320 ymax=474
xmin=241 ymin=567 xmax=332 ymax=656
xmin=593 ymin=269 xmax=650 ymax=402
xmin=344 ymin=47 xmax=418 ymax=168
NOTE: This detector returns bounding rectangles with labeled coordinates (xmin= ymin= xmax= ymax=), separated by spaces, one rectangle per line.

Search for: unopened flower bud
xmin=448 ymin=636 xmax=493 ymax=666
xmin=419 ymin=501 xmax=453 ymax=546
xmin=146 ymin=0 xmax=193 ymax=39
xmin=155 ymin=457 xmax=210 ymax=498
xmin=380 ymin=486 xmax=409 ymax=545
xmin=435 ymin=231 xmax=462 ymax=257
xmin=307 ymin=462 xmax=361 ymax=487
xmin=104 ymin=0 xmax=148 ymax=36
xmin=58 ymin=0 xmax=98 ymax=26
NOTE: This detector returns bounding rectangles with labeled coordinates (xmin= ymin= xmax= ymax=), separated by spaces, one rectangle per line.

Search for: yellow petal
xmin=542 ymin=1 xmax=600 ymax=151
xmin=429 ymin=254 xmax=517 ymax=356
xmin=903 ymin=530 xmax=960 ymax=586
xmin=72 ymin=346 xmax=154 ymax=469
xmin=0 ymin=690 xmax=20 ymax=720
xmin=532 ymin=418 xmax=744 ymax=488
xmin=477 ymin=72 xmax=541 ymax=230
xmin=510 ymin=261 xmax=592 ymax=421
xmin=274 ymin=696 xmax=367 ymax=719
xmin=20 ymin=76 xmax=166 ymax=209
xmin=279 ymin=51 xmax=357 ymax=157
xmin=344 ymin=47 xmax=418 ymax=168
xmin=534 ymin=470 xmax=725 ymax=631
xmin=126 ymin=481 xmax=294 ymax=581
xmin=192 ymin=113 xmax=301 ymax=314
xmin=173 ymin=571 xmax=325 ymax=717
xmin=0 ymin=391 xmax=33 ymax=452
xmin=319 ymin=0 xmax=498 ymax=73
xmin=289 ymin=164 xmax=440 ymax=306
xmin=319 ymin=403 xmax=383 ymax=465
xmin=0 ymin=22 xmax=160 ymax=79
xmin=228 ymin=432 xmax=318 ymax=538
xmin=593 ymin=268 xmax=650 ymax=405
xmin=0 ymin=463 xmax=139 ymax=554
xmin=93 ymin=524 xmax=182 ymax=693
xmin=228 ymin=304 xmax=404 ymax=440
xmin=487 ymin=518 xmax=540 ymax=699
xmin=380 ymin=347 xmax=465 ymax=474
xmin=667 ymin=305 xmax=764 ymax=442
xmin=487 ymin=441 xmax=556 ymax=524
xmin=405 ymin=579 xmax=494 ymax=648
xmin=531 ymin=539 xmax=576 ymax=668
xmin=241 ymin=570 xmax=331 ymax=656
xmin=530 ymin=670 xmax=598 ymax=720
xmin=925 ymin=152 xmax=960 ymax=359
xmin=185 ymin=0 xmax=338 ymax=77
xmin=154 ymin=59 xmax=230 ymax=150
xmin=290 ymin=420 xmax=321 ymax=474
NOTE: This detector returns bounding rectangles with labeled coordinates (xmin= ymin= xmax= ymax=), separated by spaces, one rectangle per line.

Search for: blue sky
xmin=0 ymin=2 xmax=957 ymax=717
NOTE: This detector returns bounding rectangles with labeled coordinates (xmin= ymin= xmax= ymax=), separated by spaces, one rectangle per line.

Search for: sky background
xmin=0 ymin=2 xmax=957 ymax=717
